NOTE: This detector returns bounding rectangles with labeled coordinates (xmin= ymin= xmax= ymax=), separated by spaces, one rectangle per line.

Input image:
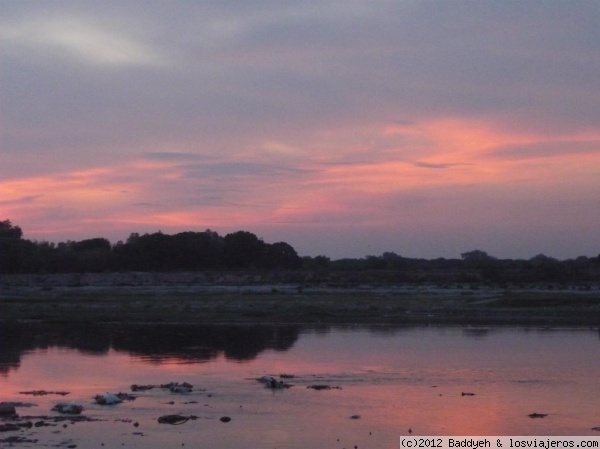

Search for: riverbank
xmin=1 ymin=272 xmax=600 ymax=326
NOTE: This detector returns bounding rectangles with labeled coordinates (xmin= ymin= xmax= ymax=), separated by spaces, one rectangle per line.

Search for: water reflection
xmin=2 ymin=324 xmax=600 ymax=446
xmin=0 ymin=322 xmax=301 ymax=375
xmin=3 ymin=322 xmax=599 ymax=377
xmin=112 ymin=324 xmax=301 ymax=363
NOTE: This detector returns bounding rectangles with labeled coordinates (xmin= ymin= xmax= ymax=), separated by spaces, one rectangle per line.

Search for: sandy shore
xmin=1 ymin=272 xmax=600 ymax=326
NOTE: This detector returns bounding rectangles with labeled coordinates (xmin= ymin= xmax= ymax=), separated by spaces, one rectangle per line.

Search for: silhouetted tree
xmin=461 ymin=250 xmax=495 ymax=263
xmin=382 ymin=252 xmax=405 ymax=269
xmin=302 ymin=255 xmax=331 ymax=271
xmin=70 ymin=238 xmax=112 ymax=272
xmin=0 ymin=220 xmax=23 ymax=239
xmin=365 ymin=255 xmax=387 ymax=270
xmin=223 ymin=231 xmax=265 ymax=268
xmin=263 ymin=242 xmax=302 ymax=269
xmin=0 ymin=219 xmax=37 ymax=272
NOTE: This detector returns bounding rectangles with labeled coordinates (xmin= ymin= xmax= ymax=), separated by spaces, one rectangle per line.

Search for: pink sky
xmin=2 ymin=1 xmax=599 ymax=259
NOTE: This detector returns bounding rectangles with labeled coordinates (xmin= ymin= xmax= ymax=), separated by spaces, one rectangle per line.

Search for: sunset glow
xmin=2 ymin=1 xmax=599 ymax=258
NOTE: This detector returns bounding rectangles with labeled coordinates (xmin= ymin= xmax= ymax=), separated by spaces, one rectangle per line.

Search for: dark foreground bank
xmin=1 ymin=272 xmax=600 ymax=326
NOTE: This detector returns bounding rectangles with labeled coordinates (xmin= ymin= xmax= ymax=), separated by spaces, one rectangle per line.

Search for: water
xmin=2 ymin=324 xmax=600 ymax=448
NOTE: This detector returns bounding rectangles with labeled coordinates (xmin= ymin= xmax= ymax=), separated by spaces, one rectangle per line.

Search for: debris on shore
xmin=0 ymin=435 xmax=39 ymax=444
xmin=157 ymin=414 xmax=198 ymax=425
xmin=131 ymin=384 xmax=155 ymax=392
xmin=52 ymin=403 xmax=84 ymax=415
xmin=257 ymin=376 xmax=292 ymax=389
xmin=307 ymin=385 xmax=342 ymax=390
xmin=0 ymin=404 xmax=17 ymax=416
xmin=19 ymin=390 xmax=70 ymax=396
xmin=0 ymin=423 xmax=21 ymax=432
xmin=163 ymin=382 xmax=193 ymax=393
xmin=94 ymin=393 xmax=136 ymax=405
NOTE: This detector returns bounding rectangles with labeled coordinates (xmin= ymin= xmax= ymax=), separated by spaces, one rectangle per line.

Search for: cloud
xmin=0 ymin=195 xmax=43 ymax=205
xmin=486 ymin=139 xmax=600 ymax=160
xmin=2 ymin=15 xmax=164 ymax=67
xmin=182 ymin=161 xmax=315 ymax=178
xmin=3 ymin=1 xmax=599 ymax=169
xmin=129 ymin=202 xmax=161 ymax=208
xmin=141 ymin=152 xmax=209 ymax=161
xmin=411 ymin=161 xmax=468 ymax=170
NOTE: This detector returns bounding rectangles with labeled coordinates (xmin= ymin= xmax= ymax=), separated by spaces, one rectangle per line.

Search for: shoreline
xmin=2 ymin=272 xmax=600 ymax=326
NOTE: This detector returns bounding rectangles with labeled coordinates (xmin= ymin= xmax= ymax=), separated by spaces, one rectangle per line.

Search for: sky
xmin=1 ymin=1 xmax=600 ymax=260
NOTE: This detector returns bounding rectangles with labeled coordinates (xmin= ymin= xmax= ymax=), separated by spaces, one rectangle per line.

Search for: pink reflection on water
xmin=2 ymin=327 xmax=600 ymax=448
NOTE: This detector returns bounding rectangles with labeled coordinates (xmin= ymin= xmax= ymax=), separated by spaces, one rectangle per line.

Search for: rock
xmin=0 ymin=401 xmax=37 ymax=408
xmin=94 ymin=392 xmax=136 ymax=405
xmin=528 ymin=413 xmax=548 ymax=418
xmin=461 ymin=392 xmax=475 ymax=396
xmin=131 ymin=384 xmax=155 ymax=392
xmin=161 ymin=382 xmax=193 ymax=393
xmin=257 ymin=376 xmax=276 ymax=384
xmin=94 ymin=393 xmax=122 ymax=405
xmin=158 ymin=414 xmax=197 ymax=425
xmin=220 ymin=416 xmax=231 ymax=423
xmin=52 ymin=403 xmax=84 ymax=415
xmin=307 ymin=385 xmax=342 ymax=390
xmin=257 ymin=376 xmax=292 ymax=389
xmin=0 ymin=436 xmax=39 ymax=444
xmin=0 ymin=404 xmax=16 ymax=416
xmin=0 ymin=423 xmax=20 ymax=432
xmin=158 ymin=415 xmax=188 ymax=425
xmin=116 ymin=392 xmax=136 ymax=401
xmin=19 ymin=390 xmax=69 ymax=396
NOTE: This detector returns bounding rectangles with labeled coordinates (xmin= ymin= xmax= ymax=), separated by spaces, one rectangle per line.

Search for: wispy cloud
xmin=0 ymin=195 xmax=43 ymax=205
xmin=2 ymin=15 xmax=164 ymax=67
xmin=411 ymin=161 xmax=469 ymax=170
xmin=141 ymin=152 xmax=209 ymax=161
xmin=486 ymin=139 xmax=600 ymax=160
xmin=182 ymin=161 xmax=315 ymax=178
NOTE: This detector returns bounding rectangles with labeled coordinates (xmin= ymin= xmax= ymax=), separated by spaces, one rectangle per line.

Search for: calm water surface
xmin=2 ymin=325 xmax=600 ymax=448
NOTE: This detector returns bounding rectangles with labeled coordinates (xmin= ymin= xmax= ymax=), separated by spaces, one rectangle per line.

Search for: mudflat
xmin=1 ymin=272 xmax=599 ymax=326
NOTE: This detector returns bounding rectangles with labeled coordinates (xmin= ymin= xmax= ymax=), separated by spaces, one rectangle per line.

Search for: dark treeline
xmin=0 ymin=220 xmax=301 ymax=273
xmin=2 ymin=219 xmax=600 ymax=285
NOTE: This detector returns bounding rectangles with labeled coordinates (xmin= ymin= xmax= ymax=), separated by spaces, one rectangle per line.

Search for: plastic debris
xmin=52 ymin=403 xmax=84 ymax=415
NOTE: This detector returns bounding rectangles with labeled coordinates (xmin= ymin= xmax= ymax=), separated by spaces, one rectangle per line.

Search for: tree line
xmin=0 ymin=220 xmax=301 ymax=273
xmin=1 ymin=219 xmax=599 ymax=285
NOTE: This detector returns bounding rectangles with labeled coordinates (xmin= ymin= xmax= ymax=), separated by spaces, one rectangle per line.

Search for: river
xmin=2 ymin=324 xmax=600 ymax=448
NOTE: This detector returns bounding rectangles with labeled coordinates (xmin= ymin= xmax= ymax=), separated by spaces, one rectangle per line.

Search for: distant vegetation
xmin=1 ymin=219 xmax=600 ymax=285
xmin=0 ymin=220 xmax=301 ymax=273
